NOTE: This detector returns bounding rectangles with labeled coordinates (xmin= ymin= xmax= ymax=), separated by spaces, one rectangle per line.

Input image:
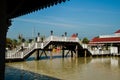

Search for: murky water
xmin=5 ymin=56 xmax=120 ymax=80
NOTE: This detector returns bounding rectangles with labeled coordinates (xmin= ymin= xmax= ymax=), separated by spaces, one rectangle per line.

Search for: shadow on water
xmin=26 ymin=55 xmax=71 ymax=61
xmin=5 ymin=66 xmax=60 ymax=80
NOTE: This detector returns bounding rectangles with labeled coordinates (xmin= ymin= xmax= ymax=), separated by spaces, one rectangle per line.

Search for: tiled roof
xmin=71 ymin=34 xmax=77 ymax=38
xmin=115 ymin=29 xmax=120 ymax=33
xmin=89 ymin=37 xmax=120 ymax=44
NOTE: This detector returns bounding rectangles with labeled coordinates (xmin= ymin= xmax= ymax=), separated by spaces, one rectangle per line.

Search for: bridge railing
xmin=5 ymin=35 xmax=80 ymax=59
xmin=6 ymin=46 xmax=22 ymax=59
xmin=89 ymin=49 xmax=110 ymax=55
xmin=22 ymin=42 xmax=36 ymax=58
xmin=49 ymin=36 xmax=79 ymax=42
xmin=6 ymin=51 xmax=22 ymax=59
xmin=6 ymin=41 xmax=35 ymax=59
xmin=6 ymin=43 xmax=24 ymax=57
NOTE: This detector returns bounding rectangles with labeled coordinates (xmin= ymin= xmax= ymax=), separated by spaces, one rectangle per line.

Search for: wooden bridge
xmin=5 ymin=35 xmax=91 ymax=62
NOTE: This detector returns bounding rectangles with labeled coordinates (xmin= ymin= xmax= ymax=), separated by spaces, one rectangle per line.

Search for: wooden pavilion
xmin=0 ymin=0 xmax=68 ymax=79
xmin=89 ymin=29 xmax=120 ymax=55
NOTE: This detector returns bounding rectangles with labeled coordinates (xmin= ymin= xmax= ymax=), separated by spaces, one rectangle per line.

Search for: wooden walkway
xmin=6 ymin=35 xmax=120 ymax=62
xmin=5 ymin=36 xmax=86 ymax=62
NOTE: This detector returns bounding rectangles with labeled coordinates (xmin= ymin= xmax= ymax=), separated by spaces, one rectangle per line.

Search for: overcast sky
xmin=7 ymin=0 xmax=120 ymax=40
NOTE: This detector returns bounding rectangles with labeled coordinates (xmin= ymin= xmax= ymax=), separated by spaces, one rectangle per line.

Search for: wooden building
xmin=89 ymin=29 xmax=120 ymax=55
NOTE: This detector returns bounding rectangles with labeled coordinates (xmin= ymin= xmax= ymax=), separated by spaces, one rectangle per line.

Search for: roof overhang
xmin=89 ymin=37 xmax=120 ymax=44
xmin=7 ymin=0 xmax=69 ymax=19
xmin=89 ymin=41 xmax=120 ymax=44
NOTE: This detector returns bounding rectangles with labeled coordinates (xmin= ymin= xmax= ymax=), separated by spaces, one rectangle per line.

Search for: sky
xmin=7 ymin=0 xmax=120 ymax=40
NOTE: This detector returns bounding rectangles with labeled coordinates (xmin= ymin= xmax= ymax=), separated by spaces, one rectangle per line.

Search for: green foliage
xmin=6 ymin=38 xmax=14 ymax=49
xmin=82 ymin=37 xmax=89 ymax=44
xmin=22 ymin=38 xmax=26 ymax=42
xmin=28 ymin=39 xmax=33 ymax=43
xmin=6 ymin=38 xmax=12 ymax=49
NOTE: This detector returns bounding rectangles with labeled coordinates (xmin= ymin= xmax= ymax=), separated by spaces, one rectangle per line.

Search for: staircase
xmin=5 ymin=35 xmax=83 ymax=61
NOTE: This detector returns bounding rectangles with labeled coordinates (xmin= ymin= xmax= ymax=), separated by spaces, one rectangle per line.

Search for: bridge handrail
xmin=48 ymin=36 xmax=79 ymax=42
xmin=89 ymin=49 xmax=110 ymax=55
xmin=22 ymin=43 xmax=36 ymax=58
xmin=6 ymin=47 xmax=22 ymax=58
xmin=5 ymin=35 xmax=81 ymax=60
xmin=6 ymin=41 xmax=35 ymax=59
xmin=6 ymin=43 xmax=23 ymax=56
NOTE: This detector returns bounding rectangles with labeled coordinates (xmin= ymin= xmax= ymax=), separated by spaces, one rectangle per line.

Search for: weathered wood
xmin=0 ymin=0 xmax=8 ymax=79
xmin=62 ymin=50 xmax=65 ymax=58
xmin=35 ymin=50 xmax=39 ymax=60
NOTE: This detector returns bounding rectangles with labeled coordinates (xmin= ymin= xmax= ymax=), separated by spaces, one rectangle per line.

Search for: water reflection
xmin=5 ymin=66 xmax=60 ymax=80
xmin=6 ymin=57 xmax=120 ymax=80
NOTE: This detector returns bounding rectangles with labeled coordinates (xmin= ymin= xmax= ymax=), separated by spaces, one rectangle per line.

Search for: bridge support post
xmin=50 ymin=45 xmax=53 ymax=59
xmin=62 ymin=49 xmax=65 ymax=58
xmin=35 ymin=49 xmax=39 ymax=60
xmin=40 ymin=50 xmax=48 ymax=59
xmin=50 ymin=51 xmax=52 ymax=59
xmin=65 ymin=50 xmax=70 ymax=57
xmin=71 ymin=51 xmax=73 ymax=57
xmin=76 ymin=45 xmax=78 ymax=58
xmin=84 ymin=49 xmax=87 ymax=57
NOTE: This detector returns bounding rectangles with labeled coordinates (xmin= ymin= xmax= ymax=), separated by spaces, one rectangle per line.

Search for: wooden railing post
xmin=21 ymin=52 xmax=24 ymax=58
xmin=41 ymin=42 xmax=43 ymax=49
xmin=64 ymin=32 xmax=67 ymax=41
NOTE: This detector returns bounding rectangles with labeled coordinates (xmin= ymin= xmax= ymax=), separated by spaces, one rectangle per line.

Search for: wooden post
xmin=50 ymin=45 xmax=53 ymax=59
xmin=65 ymin=50 xmax=70 ymax=57
xmin=0 ymin=1 xmax=8 ymax=79
xmin=76 ymin=45 xmax=78 ymax=58
xmin=35 ymin=49 xmax=39 ymax=60
xmin=50 ymin=30 xmax=53 ymax=41
xmin=39 ymin=51 xmax=43 ymax=59
xmin=64 ymin=32 xmax=67 ymax=41
xmin=71 ymin=51 xmax=73 ymax=57
xmin=62 ymin=48 xmax=64 ymax=58
xmin=84 ymin=49 xmax=87 ymax=57
xmin=50 ymin=51 xmax=52 ymax=59
xmin=44 ymin=51 xmax=48 ymax=58
xmin=51 ymin=30 xmax=53 ymax=35
xmin=62 ymin=50 xmax=64 ymax=58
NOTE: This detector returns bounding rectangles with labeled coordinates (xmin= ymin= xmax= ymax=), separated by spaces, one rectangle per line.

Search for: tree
xmin=22 ymin=38 xmax=26 ymax=43
xmin=12 ymin=39 xmax=18 ymax=48
xmin=18 ymin=34 xmax=23 ymax=43
xmin=28 ymin=39 xmax=33 ymax=43
xmin=6 ymin=38 xmax=13 ymax=49
xmin=82 ymin=37 xmax=89 ymax=44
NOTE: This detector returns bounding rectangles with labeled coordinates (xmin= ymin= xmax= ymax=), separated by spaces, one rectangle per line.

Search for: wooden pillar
xmin=50 ymin=45 xmax=53 ymax=59
xmin=76 ymin=45 xmax=78 ymax=58
xmin=39 ymin=51 xmax=43 ymax=59
xmin=84 ymin=49 xmax=87 ymax=57
xmin=62 ymin=47 xmax=64 ymax=58
xmin=50 ymin=30 xmax=53 ymax=35
xmin=71 ymin=51 xmax=73 ymax=57
xmin=65 ymin=50 xmax=70 ymax=57
xmin=110 ymin=43 xmax=113 ymax=55
xmin=118 ymin=44 xmax=120 ymax=54
xmin=62 ymin=50 xmax=64 ymax=58
xmin=0 ymin=1 xmax=8 ymax=79
xmin=64 ymin=32 xmax=67 ymax=41
xmin=50 ymin=51 xmax=52 ymax=59
xmin=35 ymin=49 xmax=39 ymax=60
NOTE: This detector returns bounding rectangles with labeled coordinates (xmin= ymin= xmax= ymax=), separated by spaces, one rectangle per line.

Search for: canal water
xmin=5 ymin=56 xmax=120 ymax=80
